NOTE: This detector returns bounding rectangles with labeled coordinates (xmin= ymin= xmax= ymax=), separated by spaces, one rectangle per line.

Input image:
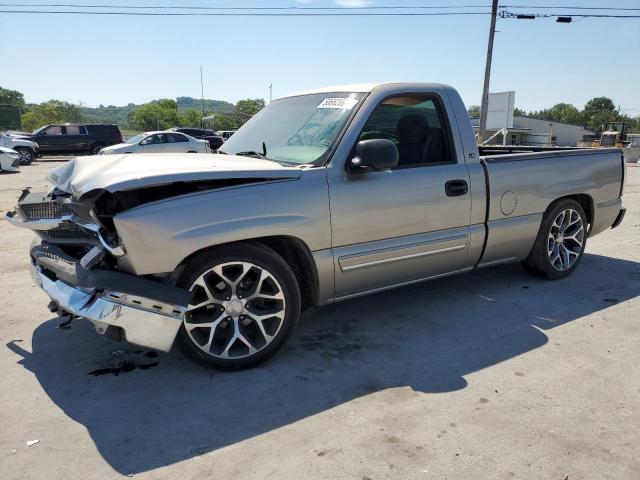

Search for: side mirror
xmin=348 ymin=139 xmax=398 ymax=173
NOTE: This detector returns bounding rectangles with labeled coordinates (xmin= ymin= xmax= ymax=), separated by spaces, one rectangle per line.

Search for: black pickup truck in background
xmin=16 ymin=124 xmax=122 ymax=156
xmin=169 ymin=128 xmax=225 ymax=151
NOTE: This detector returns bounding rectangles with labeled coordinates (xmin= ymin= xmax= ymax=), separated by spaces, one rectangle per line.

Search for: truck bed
xmin=475 ymin=147 xmax=625 ymax=268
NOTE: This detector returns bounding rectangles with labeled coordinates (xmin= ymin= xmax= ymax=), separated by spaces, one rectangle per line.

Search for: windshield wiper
xmin=234 ymin=142 xmax=270 ymax=160
xmin=235 ymin=150 xmax=267 ymax=160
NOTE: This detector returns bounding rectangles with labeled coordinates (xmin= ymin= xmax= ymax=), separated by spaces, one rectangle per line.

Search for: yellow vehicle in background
xmin=594 ymin=122 xmax=629 ymax=148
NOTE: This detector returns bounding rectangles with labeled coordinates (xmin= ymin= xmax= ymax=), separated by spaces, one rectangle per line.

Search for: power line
xmin=2 ymin=3 xmax=640 ymax=10
xmin=500 ymin=10 xmax=640 ymax=19
xmin=1 ymin=4 xmax=638 ymax=18
xmin=0 ymin=3 xmax=493 ymax=9
xmin=503 ymin=5 xmax=640 ymax=11
xmin=0 ymin=10 xmax=493 ymax=16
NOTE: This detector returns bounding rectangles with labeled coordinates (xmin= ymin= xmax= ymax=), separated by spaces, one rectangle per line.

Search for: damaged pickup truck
xmin=6 ymin=83 xmax=626 ymax=369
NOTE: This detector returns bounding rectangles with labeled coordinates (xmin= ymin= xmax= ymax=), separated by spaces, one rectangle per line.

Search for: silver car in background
xmin=99 ymin=131 xmax=209 ymax=155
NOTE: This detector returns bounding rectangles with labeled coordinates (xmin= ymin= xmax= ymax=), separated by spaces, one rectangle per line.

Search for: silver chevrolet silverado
xmin=6 ymin=83 xmax=626 ymax=369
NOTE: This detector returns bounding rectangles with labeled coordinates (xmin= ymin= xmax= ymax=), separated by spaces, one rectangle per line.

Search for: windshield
xmin=124 ymin=133 xmax=147 ymax=144
xmin=219 ymin=92 xmax=365 ymax=165
xmin=32 ymin=126 xmax=47 ymax=135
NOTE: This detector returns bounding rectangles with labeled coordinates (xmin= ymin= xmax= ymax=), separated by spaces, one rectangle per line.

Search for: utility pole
xmin=200 ymin=66 xmax=205 ymax=127
xmin=478 ymin=0 xmax=499 ymax=144
xmin=269 ymin=83 xmax=273 ymax=104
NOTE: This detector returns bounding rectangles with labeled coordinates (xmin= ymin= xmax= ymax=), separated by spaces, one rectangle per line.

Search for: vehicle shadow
xmin=7 ymin=253 xmax=640 ymax=475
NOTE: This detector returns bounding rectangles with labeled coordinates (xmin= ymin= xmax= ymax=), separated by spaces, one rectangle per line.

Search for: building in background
xmin=471 ymin=91 xmax=594 ymax=147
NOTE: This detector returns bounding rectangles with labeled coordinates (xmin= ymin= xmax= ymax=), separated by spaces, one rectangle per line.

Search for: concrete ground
xmin=1 ymin=158 xmax=639 ymax=480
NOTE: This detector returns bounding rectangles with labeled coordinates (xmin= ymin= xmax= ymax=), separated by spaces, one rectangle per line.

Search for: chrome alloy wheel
xmin=547 ymin=208 xmax=584 ymax=271
xmin=184 ymin=261 xmax=286 ymax=359
xmin=18 ymin=149 xmax=33 ymax=164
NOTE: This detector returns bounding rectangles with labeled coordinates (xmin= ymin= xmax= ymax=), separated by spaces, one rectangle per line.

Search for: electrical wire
xmin=0 ymin=3 xmax=638 ymax=18
xmin=0 ymin=10 xmax=493 ymax=16
xmin=0 ymin=3 xmax=493 ymax=9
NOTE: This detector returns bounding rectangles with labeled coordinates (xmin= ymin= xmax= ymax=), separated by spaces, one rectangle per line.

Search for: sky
xmin=1 ymin=0 xmax=639 ymax=114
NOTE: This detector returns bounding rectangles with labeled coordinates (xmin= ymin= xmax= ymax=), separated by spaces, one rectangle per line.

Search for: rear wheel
xmin=15 ymin=147 xmax=35 ymax=165
xmin=176 ymin=243 xmax=301 ymax=370
xmin=521 ymin=198 xmax=587 ymax=279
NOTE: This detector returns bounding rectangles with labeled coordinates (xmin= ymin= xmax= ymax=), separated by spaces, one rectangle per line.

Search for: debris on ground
xmin=26 ymin=440 xmax=39 ymax=447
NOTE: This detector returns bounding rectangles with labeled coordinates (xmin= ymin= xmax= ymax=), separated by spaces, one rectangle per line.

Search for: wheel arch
xmin=546 ymin=194 xmax=593 ymax=234
xmin=173 ymin=235 xmax=320 ymax=310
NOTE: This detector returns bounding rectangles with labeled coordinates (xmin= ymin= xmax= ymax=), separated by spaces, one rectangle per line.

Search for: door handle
xmin=445 ymin=179 xmax=468 ymax=197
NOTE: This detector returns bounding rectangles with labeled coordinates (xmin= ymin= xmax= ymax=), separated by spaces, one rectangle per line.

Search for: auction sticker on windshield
xmin=317 ymin=97 xmax=359 ymax=110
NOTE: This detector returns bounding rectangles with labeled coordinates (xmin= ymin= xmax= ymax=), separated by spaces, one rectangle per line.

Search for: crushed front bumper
xmin=31 ymin=244 xmax=190 ymax=352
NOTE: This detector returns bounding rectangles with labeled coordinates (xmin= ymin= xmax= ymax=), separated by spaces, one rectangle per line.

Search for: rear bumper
xmin=31 ymin=244 xmax=190 ymax=352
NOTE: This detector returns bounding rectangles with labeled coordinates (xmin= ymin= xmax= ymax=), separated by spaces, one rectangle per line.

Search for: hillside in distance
xmin=79 ymin=96 xmax=235 ymax=127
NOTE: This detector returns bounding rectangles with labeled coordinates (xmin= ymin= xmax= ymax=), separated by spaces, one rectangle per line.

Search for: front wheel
xmin=176 ymin=243 xmax=301 ymax=370
xmin=521 ymin=198 xmax=587 ymax=279
xmin=15 ymin=147 xmax=35 ymax=165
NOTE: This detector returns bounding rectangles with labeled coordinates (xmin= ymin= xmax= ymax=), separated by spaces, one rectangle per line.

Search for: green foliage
xmin=211 ymin=115 xmax=237 ymax=131
xmin=0 ymin=86 xmax=26 ymax=108
xmin=0 ymin=86 xmax=26 ymax=129
xmin=80 ymin=96 xmax=234 ymax=129
xmin=234 ymin=98 xmax=265 ymax=116
xmin=467 ymin=105 xmax=480 ymax=119
xmin=129 ymin=99 xmax=182 ymax=131
xmin=176 ymin=96 xmax=234 ymax=114
xmin=22 ymin=100 xmax=83 ymax=132
xmin=180 ymin=109 xmax=203 ymax=128
xmin=519 ymin=97 xmax=639 ymax=135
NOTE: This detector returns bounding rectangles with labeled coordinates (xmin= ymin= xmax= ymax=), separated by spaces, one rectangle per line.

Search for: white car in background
xmin=99 ymin=131 xmax=209 ymax=155
xmin=0 ymin=147 xmax=21 ymax=172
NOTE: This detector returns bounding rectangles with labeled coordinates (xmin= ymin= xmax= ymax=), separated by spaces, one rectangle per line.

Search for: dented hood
xmin=47 ymin=153 xmax=303 ymax=198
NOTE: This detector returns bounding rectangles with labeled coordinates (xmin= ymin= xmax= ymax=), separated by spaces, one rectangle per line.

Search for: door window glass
xmin=140 ymin=134 xmax=165 ymax=145
xmin=64 ymin=125 xmax=81 ymax=135
xmin=359 ymin=95 xmax=454 ymax=168
xmin=43 ymin=126 xmax=63 ymax=136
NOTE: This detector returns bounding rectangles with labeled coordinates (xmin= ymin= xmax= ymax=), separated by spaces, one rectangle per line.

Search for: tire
xmin=15 ymin=147 xmax=35 ymax=165
xmin=186 ymin=150 xmax=197 ymax=153
xmin=90 ymin=143 xmax=104 ymax=155
xmin=176 ymin=242 xmax=301 ymax=370
xmin=521 ymin=198 xmax=587 ymax=280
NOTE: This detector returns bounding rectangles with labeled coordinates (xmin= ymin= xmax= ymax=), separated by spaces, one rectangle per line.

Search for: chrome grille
xmin=20 ymin=202 xmax=71 ymax=220
xmin=38 ymin=227 xmax=99 ymax=245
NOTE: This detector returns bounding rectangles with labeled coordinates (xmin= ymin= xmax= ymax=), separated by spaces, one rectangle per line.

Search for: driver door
xmin=37 ymin=125 xmax=65 ymax=153
xmin=328 ymin=93 xmax=472 ymax=299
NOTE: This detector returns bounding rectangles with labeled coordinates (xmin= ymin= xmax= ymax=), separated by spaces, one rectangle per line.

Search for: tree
xmin=467 ymin=105 xmax=480 ymax=119
xmin=581 ymin=97 xmax=617 ymax=134
xmin=0 ymin=86 xmax=26 ymax=108
xmin=545 ymin=103 xmax=582 ymax=125
xmin=180 ymin=109 xmax=202 ymax=128
xmin=129 ymin=99 xmax=181 ymax=131
xmin=235 ymin=98 xmax=265 ymax=117
xmin=21 ymin=100 xmax=83 ymax=132
xmin=212 ymin=115 xmax=237 ymax=131
xmin=0 ymin=86 xmax=26 ymax=129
